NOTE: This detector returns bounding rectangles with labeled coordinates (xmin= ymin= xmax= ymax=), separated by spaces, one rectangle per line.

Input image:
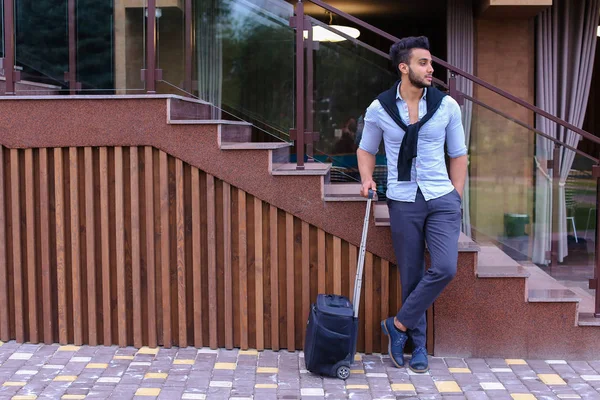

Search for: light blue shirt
xmin=359 ymin=87 xmax=467 ymax=202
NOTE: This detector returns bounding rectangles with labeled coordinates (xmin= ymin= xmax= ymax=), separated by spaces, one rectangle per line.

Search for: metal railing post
xmin=65 ymin=0 xmax=81 ymax=93
xmin=292 ymin=0 xmax=305 ymax=170
xmin=2 ymin=0 xmax=18 ymax=95
xmin=591 ymin=163 xmax=600 ymax=317
xmin=184 ymin=0 xmax=193 ymax=94
xmin=550 ymin=143 xmax=560 ymax=269
xmin=143 ymin=0 xmax=162 ymax=94
xmin=305 ymin=18 xmax=314 ymax=162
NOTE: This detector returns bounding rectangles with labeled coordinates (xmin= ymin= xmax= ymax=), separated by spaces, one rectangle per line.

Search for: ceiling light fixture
xmin=304 ymin=12 xmax=360 ymax=43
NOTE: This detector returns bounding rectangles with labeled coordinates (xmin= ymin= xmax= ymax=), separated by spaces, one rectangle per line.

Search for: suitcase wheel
xmin=336 ymin=365 xmax=351 ymax=380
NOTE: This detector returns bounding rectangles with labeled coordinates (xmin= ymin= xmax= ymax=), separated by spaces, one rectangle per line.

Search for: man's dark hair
xmin=389 ymin=36 xmax=430 ymax=73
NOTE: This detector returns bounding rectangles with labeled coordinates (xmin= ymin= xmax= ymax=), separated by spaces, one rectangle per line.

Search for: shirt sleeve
xmin=358 ymin=100 xmax=384 ymax=155
xmin=445 ymin=97 xmax=468 ymax=158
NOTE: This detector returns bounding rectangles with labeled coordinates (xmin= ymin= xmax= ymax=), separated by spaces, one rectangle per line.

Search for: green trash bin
xmin=504 ymin=213 xmax=530 ymax=237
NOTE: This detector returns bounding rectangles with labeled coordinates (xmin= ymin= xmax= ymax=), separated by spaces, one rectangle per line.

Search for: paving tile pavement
xmin=0 ymin=341 xmax=598 ymax=399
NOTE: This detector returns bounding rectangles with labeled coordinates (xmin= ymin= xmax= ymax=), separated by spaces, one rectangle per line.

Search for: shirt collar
xmin=396 ymin=82 xmax=427 ymax=102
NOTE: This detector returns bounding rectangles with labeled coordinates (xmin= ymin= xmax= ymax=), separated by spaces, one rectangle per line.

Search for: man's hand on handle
xmin=360 ymin=179 xmax=377 ymax=198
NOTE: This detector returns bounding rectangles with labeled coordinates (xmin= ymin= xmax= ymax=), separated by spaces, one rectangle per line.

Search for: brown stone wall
xmin=470 ymin=19 xmax=536 ymax=244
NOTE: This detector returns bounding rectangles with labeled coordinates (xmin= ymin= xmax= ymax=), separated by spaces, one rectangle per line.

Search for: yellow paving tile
xmin=174 ymin=359 xmax=195 ymax=365
xmin=435 ymin=381 xmax=462 ymax=393
xmin=214 ymin=362 xmax=236 ymax=370
xmin=136 ymin=347 xmax=159 ymax=355
xmin=511 ymin=395 xmax=537 ymax=400
xmin=346 ymin=384 xmax=369 ymax=389
xmin=135 ymin=388 xmax=161 ymax=396
xmin=58 ymin=345 xmax=80 ymax=352
xmin=11 ymin=396 xmax=37 ymax=400
xmin=449 ymin=368 xmax=472 ymax=373
xmin=354 ymin=354 xmax=362 ymax=361
xmin=505 ymin=359 xmax=527 ymax=365
xmin=256 ymin=367 xmax=278 ymax=373
xmin=391 ymin=383 xmax=416 ymax=392
xmin=538 ymin=374 xmax=567 ymax=385
xmin=62 ymin=395 xmax=86 ymax=399
xmin=54 ymin=375 xmax=78 ymax=382
xmin=350 ymin=369 xmax=365 ymax=374
xmin=113 ymin=355 xmax=135 ymax=360
xmin=239 ymin=349 xmax=258 ymax=355
xmin=255 ymin=384 xmax=278 ymax=389
xmin=3 ymin=382 xmax=26 ymax=387
xmin=85 ymin=363 xmax=108 ymax=369
xmin=144 ymin=372 xmax=168 ymax=379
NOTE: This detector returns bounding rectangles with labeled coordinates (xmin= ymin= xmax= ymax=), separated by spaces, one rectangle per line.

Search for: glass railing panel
xmin=465 ymin=96 xmax=536 ymax=260
xmin=153 ymin=0 xmax=295 ymax=143
xmin=15 ymin=0 xmax=68 ymax=90
xmin=156 ymin=0 xmax=185 ymax=95
xmin=11 ymin=0 xmax=146 ymax=94
xmin=307 ymin=21 xmax=395 ymax=193
xmin=553 ymin=153 xmax=597 ymax=303
xmin=77 ymin=0 xmax=123 ymax=93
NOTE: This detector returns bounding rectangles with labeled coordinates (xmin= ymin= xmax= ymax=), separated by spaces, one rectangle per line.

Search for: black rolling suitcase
xmin=304 ymin=189 xmax=374 ymax=380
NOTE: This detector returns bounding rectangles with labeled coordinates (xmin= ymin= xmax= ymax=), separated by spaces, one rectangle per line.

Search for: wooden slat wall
xmin=0 ymin=145 xmax=404 ymax=353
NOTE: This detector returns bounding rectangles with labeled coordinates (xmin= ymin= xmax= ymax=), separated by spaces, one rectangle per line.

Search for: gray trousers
xmin=388 ymin=188 xmax=462 ymax=348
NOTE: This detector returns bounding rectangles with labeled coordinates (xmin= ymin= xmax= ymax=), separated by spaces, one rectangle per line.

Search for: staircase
xmin=167 ymin=95 xmax=600 ymax=359
xmin=1 ymin=93 xmax=599 ymax=359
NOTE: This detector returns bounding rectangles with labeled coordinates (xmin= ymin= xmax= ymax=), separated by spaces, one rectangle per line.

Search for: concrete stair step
xmin=271 ymin=162 xmax=331 ymax=176
xmin=476 ymin=245 xmax=530 ymax=278
xmin=220 ymin=142 xmax=291 ymax=150
xmin=527 ymin=288 xmax=581 ymax=303
xmin=323 ymin=183 xmax=371 ymax=202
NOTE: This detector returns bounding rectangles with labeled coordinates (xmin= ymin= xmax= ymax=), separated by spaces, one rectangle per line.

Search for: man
xmin=357 ymin=36 xmax=467 ymax=373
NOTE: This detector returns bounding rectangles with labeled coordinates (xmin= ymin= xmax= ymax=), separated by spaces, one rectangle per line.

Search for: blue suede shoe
xmin=380 ymin=317 xmax=408 ymax=368
xmin=409 ymin=346 xmax=429 ymax=373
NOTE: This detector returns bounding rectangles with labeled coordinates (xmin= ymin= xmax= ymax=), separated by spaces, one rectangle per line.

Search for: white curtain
xmin=447 ymin=0 xmax=474 ymax=237
xmin=533 ymin=0 xmax=600 ymax=264
xmin=196 ymin=0 xmax=223 ymax=119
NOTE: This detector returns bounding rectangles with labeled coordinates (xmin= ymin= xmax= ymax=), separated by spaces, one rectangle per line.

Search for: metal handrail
xmin=303 ymin=0 xmax=600 ymax=147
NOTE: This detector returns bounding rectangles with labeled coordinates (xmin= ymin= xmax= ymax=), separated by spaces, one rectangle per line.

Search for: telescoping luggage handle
xmin=352 ymin=189 xmax=374 ymax=318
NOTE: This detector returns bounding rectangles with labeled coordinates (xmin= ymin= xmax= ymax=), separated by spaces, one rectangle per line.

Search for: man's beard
xmin=408 ymin=67 xmax=431 ymax=89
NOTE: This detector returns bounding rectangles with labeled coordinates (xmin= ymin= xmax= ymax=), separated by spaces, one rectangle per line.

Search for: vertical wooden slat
xmin=238 ymin=189 xmax=248 ymax=349
xmin=222 ymin=183 xmax=233 ymax=349
xmin=206 ymin=174 xmax=217 ymax=349
xmin=191 ymin=167 xmax=203 ymax=347
xmin=84 ymin=148 xmax=97 ymax=345
xmin=131 ymin=147 xmax=142 ymax=348
xmin=24 ymin=149 xmax=38 ymax=343
xmin=39 ymin=148 xmax=53 ymax=344
xmin=254 ymin=197 xmax=264 ymax=351
xmin=176 ymin=159 xmax=187 ymax=348
xmin=427 ymin=307 xmax=434 ymax=354
xmin=381 ymin=260 xmax=389 ymax=354
xmin=269 ymin=205 xmax=279 ymax=351
xmin=365 ymin=253 xmax=373 ymax=354
xmin=286 ymin=213 xmax=295 ymax=351
xmin=144 ymin=147 xmax=157 ymax=348
xmin=11 ymin=149 xmax=24 ymax=342
xmin=99 ymin=147 xmax=111 ymax=345
xmin=333 ymin=237 xmax=342 ymax=295
xmin=0 ymin=146 xmax=7 ymax=342
xmin=348 ymin=244 xmax=357 ymax=303
xmin=54 ymin=148 xmax=68 ymax=344
xmin=159 ymin=151 xmax=172 ymax=347
xmin=301 ymin=221 xmax=309 ymax=338
xmin=115 ymin=147 xmax=127 ymax=347
xmin=317 ymin=229 xmax=325 ymax=294
xmin=69 ymin=147 xmax=83 ymax=345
